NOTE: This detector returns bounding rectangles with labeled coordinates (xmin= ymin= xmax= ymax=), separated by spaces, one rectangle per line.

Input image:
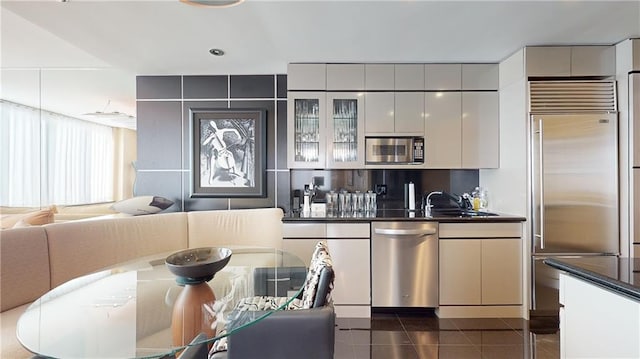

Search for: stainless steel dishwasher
xmin=371 ymin=221 xmax=438 ymax=308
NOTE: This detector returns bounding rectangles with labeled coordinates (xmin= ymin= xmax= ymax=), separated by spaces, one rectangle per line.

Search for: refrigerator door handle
xmin=537 ymin=118 xmax=545 ymax=249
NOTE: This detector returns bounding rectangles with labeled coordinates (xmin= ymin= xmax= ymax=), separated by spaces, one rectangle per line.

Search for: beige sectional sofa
xmin=0 ymin=208 xmax=285 ymax=359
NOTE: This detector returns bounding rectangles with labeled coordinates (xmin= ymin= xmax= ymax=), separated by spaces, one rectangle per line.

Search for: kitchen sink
xmin=429 ymin=208 xmax=499 ymax=217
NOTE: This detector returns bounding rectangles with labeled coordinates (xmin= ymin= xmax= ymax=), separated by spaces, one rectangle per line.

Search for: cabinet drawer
xmin=439 ymin=222 xmax=522 ymax=238
xmin=282 ymin=223 xmax=326 ymax=238
xmin=326 ymin=223 xmax=370 ymax=238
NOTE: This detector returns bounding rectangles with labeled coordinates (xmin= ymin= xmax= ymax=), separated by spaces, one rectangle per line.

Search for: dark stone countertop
xmin=544 ymin=257 xmax=640 ymax=301
xmin=282 ymin=208 xmax=526 ymax=223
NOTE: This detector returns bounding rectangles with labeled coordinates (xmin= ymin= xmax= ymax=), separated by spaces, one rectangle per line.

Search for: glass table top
xmin=17 ymin=247 xmax=307 ymax=359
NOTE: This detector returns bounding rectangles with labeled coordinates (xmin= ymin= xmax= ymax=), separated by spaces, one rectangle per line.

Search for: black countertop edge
xmin=544 ymin=258 xmax=640 ymax=302
xmin=282 ymin=212 xmax=526 ymax=223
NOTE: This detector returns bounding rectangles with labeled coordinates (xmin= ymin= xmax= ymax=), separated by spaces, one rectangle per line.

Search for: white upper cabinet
xmin=364 ymin=92 xmax=395 ymax=133
xmin=365 ymin=64 xmax=394 ymax=90
xmin=462 ymin=64 xmax=499 ymax=90
xmin=287 ymin=92 xmax=327 ymax=169
xmin=326 ymin=92 xmax=365 ymax=168
xmin=425 ymin=92 xmax=462 ymax=168
xmin=462 ymin=92 xmax=499 ymax=168
xmin=525 ymin=46 xmax=615 ymax=77
xmin=326 ymin=64 xmax=365 ymax=91
xmin=425 ymin=64 xmax=461 ymax=90
xmin=394 ymin=92 xmax=425 ymax=134
xmin=395 ymin=64 xmax=425 ymax=90
xmin=571 ymin=46 xmax=615 ymax=76
xmin=525 ymin=47 xmax=572 ymax=77
xmin=287 ymin=63 xmax=326 ymax=90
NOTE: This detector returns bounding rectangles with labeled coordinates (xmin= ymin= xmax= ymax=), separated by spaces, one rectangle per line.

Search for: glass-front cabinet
xmin=288 ymin=92 xmax=327 ymax=168
xmin=326 ymin=92 xmax=365 ymax=168
xmin=288 ymin=91 xmax=364 ymax=169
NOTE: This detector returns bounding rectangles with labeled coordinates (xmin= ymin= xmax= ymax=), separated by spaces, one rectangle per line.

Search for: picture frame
xmin=190 ymin=108 xmax=267 ymax=198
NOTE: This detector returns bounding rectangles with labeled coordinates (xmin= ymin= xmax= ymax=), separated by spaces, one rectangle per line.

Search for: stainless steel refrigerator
xmin=530 ymin=111 xmax=620 ymax=318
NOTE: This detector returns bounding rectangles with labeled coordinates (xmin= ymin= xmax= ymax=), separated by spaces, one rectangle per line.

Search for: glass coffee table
xmin=16 ymin=247 xmax=307 ymax=359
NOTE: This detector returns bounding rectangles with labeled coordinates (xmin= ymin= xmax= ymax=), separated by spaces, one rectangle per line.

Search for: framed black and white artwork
xmin=190 ymin=108 xmax=266 ymax=198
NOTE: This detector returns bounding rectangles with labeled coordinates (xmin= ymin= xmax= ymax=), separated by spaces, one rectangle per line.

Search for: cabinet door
xmin=525 ymin=47 xmax=571 ymax=77
xmin=425 ymin=92 xmax=462 ymax=168
xmin=283 ymin=238 xmax=320 ymax=267
xmin=481 ymin=239 xmax=522 ymax=305
xmin=327 ymin=64 xmax=365 ymax=91
xmin=394 ymin=92 xmax=424 ymax=134
xmin=327 ymin=239 xmax=370 ymax=305
xmin=395 ymin=64 xmax=424 ymax=90
xmin=461 ymin=92 xmax=499 ymax=168
xmin=425 ymin=64 xmax=461 ymax=90
xmin=287 ymin=63 xmax=326 ymax=91
xmin=326 ymin=92 xmax=365 ymax=168
xmin=364 ymin=92 xmax=395 ymax=134
xmin=571 ymin=46 xmax=615 ymax=77
xmin=287 ymin=92 xmax=327 ymax=168
xmin=439 ymin=239 xmax=481 ymax=305
xmin=365 ymin=64 xmax=394 ymax=90
xmin=462 ymin=64 xmax=498 ymax=90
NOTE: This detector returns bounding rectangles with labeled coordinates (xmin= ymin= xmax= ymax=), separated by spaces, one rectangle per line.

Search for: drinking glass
xmin=365 ymin=191 xmax=377 ymax=214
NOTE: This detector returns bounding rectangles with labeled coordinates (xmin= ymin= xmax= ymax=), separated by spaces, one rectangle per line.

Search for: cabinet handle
xmin=538 ymin=118 xmax=545 ymax=249
xmin=374 ymin=228 xmax=437 ymax=236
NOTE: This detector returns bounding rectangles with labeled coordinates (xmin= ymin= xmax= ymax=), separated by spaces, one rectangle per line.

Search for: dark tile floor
xmin=334 ymin=313 xmax=560 ymax=359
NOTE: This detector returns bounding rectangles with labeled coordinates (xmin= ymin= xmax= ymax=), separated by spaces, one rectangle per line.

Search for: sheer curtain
xmin=1 ymin=100 xmax=114 ymax=207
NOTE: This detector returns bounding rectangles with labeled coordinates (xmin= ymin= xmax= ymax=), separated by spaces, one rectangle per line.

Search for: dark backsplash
xmin=290 ymin=169 xmax=478 ymax=211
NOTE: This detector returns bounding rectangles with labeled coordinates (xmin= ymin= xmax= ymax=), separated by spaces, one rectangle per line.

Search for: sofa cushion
xmin=187 ymin=208 xmax=284 ymax=249
xmin=0 ymin=303 xmax=34 ymax=359
xmin=0 ymin=226 xmax=50 ymax=311
xmin=45 ymin=212 xmax=188 ymax=287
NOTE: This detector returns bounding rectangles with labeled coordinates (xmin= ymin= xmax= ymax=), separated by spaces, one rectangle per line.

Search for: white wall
xmin=480 ymin=48 xmax=530 ymax=317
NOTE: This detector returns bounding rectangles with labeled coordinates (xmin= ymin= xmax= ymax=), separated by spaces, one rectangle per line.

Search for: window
xmin=1 ymin=100 xmax=114 ymax=206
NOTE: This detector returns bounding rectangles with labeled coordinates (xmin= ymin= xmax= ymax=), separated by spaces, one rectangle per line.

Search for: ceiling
xmin=2 ymin=0 xmax=640 ymax=129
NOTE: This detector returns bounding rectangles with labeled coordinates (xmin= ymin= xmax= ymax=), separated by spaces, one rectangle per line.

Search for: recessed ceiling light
xmin=209 ymin=48 xmax=225 ymax=56
xmin=180 ymin=0 xmax=245 ymax=8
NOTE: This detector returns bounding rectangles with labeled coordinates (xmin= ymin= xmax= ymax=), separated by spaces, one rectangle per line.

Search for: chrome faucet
xmin=423 ymin=191 xmax=443 ymax=217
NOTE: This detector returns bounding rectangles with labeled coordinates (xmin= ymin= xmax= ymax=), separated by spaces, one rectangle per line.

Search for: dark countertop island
xmin=544 ymin=257 xmax=640 ymax=301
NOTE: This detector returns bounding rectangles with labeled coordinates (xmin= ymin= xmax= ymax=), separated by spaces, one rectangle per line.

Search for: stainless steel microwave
xmin=365 ymin=137 xmax=424 ymax=164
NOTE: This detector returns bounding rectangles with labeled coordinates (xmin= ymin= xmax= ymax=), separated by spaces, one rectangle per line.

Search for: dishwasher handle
xmin=374 ymin=228 xmax=437 ymax=236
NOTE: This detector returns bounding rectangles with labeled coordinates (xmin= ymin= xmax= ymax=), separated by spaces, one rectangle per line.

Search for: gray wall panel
xmin=183 ymin=76 xmax=228 ymax=99
xmin=230 ymin=75 xmax=274 ymax=99
xmin=136 ymin=101 xmax=182 ymax=170
xmin=137 ymin=76 xmax=181 ymax=99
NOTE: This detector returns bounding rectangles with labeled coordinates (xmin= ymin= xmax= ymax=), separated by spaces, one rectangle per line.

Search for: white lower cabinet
xmin=560 ymin=273 xmax=640 ymax=358
xmin=282 ymin=222 xmax=371 ymax=318
xmin=438 ymin=222 xmax=523 ymax=318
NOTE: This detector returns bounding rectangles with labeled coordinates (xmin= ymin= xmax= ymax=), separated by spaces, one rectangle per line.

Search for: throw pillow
xmin=1 ymin=206 xmax=57 ymax=229
xmin=300 ymin=241 xmax=334 ymax=309
xmin=110 ymin=196 xmax=174 ymax=215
